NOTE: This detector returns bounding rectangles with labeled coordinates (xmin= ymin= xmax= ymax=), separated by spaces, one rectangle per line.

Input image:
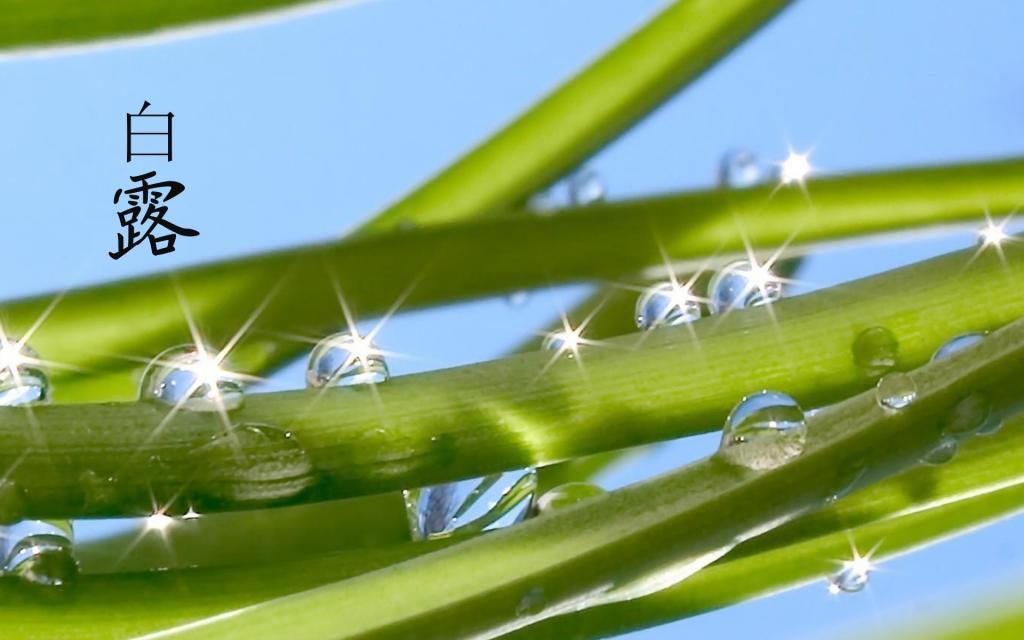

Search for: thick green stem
xmin=0 ymin=242 xmax=1020 ymax=518
xmin=360 ymin=0 xmax=796 ymax=231
xmin=131 ymin=315 xmax=1024 ymax=639
xmin=7 ymin=158 xmax=1020 ymax=402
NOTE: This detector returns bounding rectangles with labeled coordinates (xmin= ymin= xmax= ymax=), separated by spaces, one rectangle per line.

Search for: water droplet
xmin=140 ymin=344 xmax=245 ymax=412
xmin=920 ymin=438 xmax=958 ymax=466
xmin=2 ymin=522 xmax=77 ymax=594
xmin=931 ymin=332 xmax=987 ymax=362
xmin=708 ymin=260 xmax=782 ymax=314
xmin=635 ymin=282 xmax=702 ymax=330
xmin=718 ymin=391 xmax=806 ymax=470
xmin=192 ymin=423 xmax=318 ymax=506
xmin=0 ymin=339 xmax=49 ymax=406
xmin=535 ymin=482 xmax=606 ymax=515
xmin=875 ymin=373 xmax=917 ymax=410
xmin=568 ymin=170 xmax=605 ymax=206
xmin=527 ymin=190 xmax=560 ymax=216
xmin=305 ymin=331 xmax=389 ymax=388
xmin=542 ymin=329 xmax=582 ymax=358
xmin=515 ymin=587 xmax=547 ymax=617
xmin=942 ymin=393 xmax=992 ymax=437
xmin=505 ymin=290 xmax=530 ymax=307
xmin=403 ymin=468 xmax=537 ymax=540
xmin=828 ymin=562 xmax=869 ymax=594
xmin=852 ymin=327 xmax=899 ymax=378
xmin=717 ymin=149 xmax=765 ymax=189
xmin=0 ymin=480 xmax=26 ymax=525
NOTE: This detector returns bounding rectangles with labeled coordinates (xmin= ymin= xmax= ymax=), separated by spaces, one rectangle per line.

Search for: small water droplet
xmin=708 ymin=260 xmax=782 ymax=314
xmin=942 ymin=393 xmax=992 ymax=437
xmin=852 ymin=327 xmax=899 ymax=378
xmin=635 ymin=282 xmax=702 ymax=330
xmin=931 ymin=332 xmax=987 ymax=362
xmin=505 ymin=290 xmax=530 ymax=307
xmin=403 ymin=468 xmax=537 ymax=540
xmin=920 ymin=438 xmax=958 ymax=466
xmin=542 ymin=330 xmax=581 ymax=358
xmin=875 ymin=373 xmax=917 ymax=410
xmin=305 ymin=331 xmax=389 ymax=388
xmin=535 ymin=482 xmax=606 ymax=515
xmin=2 ymin=522 xmax=77 ymax=594
xmin=717 ymin=149 xmax=765 ymax=189
xmin=515 ymin=587 xmax=547 ymax=617
xmin=140 ymin=344 xmax=245 ymax=412
xmin=718 ymin=391 xmax=806 ymax=470
xmin=0 ymin=338 xmax=49 ymax=406
xmin=527 ymin=190 xmax=560 ymax=216
xmin=192 ymin=423 xmax=318 ymax=506
xmin=568 ymin=170 xmax=605 ymax=206
xmin=828 ymin=562 xmax=869 ymax=594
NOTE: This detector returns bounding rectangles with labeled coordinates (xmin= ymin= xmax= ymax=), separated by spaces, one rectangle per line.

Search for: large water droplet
xmin=140 ymin=344 xmax=245 ymax=412
xmin=535 ymin=482 xmax=606 ymax=515
xmin=708 ymin=260 xmax=782 ymax=315
xmin=568 ymin=170 xmax=606 ymax=206
xmin=0 ymin=339 xmax=49 ymax=406
xmin=828 ymin=562 xmax=869 ymax=594
xmin=192 ymin=423 xmax=318 ymax=506
xmin=635 ymin=282 xmax=702 ymax=330
xmin=717 ymin=149 xmax=765 ymax=189
xmin=931 ymin=332 xmax=987 ymax=362
xmin=852 ymin=326 xmax=899 ymax=378
xmin=2 ymin=521 xmax=77 ymax=593
xmin=403 ymin=468 xmax=537 ymax=540
xmin=306 ymin=331 xmax=389 ymax=388
xmin=920 ymin=438 xmax=958 ymax=466
xmin=875 ymin=373 xmax=917 ymax=410
xmin=718 ymin=391 xmax=806 ymax=470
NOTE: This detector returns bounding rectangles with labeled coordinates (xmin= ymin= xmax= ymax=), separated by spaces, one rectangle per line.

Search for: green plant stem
xmin=516 ymin=418 xmax=1024 ymax=638
xmin=0 ymin=0 xmax=345 ymax=51
xmin=6 ymin=411 xmax=1024 ymax=638
xmin=8 ymin=158 xmax=1020 ymax=403
xmin=361 ymin=0 xmax=795 ymax=230
xmin=126 ymin=315 xmax=1024 ymax=639
xmin=1 ymin=242 xmax=1022 ymax=518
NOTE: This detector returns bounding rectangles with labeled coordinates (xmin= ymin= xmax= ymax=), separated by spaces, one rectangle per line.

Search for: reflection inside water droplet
xmin=0 ymin=338 xmax=49 ymax=406
xmin=404 ymin=468 xmax=537 ymax=540
xmin=536 ymin=482 xmax=606 ymax=515
xmin=931 ymin=332 xmax=987 ymax=362
xmin=305 ymin=331 xmax=389 ymax=388
xmin=716 ymin=149 xmax=765 ymax=189
xmin=635 ymin=282 xmax=702 ymax=330
xmin=852 ymin=326 xmax=899 ymax=378
xmin=875 ymin=373 xmax=917 ymax=410
xmin=718 ymin=391 xmax=806 ymax=470
xmin=1 ymin=521 xmax=77 ymax=594
xmin=140 ymin=344 xmax=245 ymax=412
xmin=708 ymin=260 xmax=782 ymax=315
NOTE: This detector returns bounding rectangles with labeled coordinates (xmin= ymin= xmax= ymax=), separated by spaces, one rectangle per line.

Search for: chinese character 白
xmin=126 ymin=101 xmax=173 ymax=162
xmin=109 ymin=171 xmax=197 ymax=260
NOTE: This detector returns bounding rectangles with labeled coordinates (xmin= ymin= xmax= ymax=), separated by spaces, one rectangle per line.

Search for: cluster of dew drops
xmin=0 ymin=151 xmax=1009 ymax=599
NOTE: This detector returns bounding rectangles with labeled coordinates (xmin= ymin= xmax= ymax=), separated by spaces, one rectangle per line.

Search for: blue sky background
xmin=1 ymin=0 xmax=1023 ymax=637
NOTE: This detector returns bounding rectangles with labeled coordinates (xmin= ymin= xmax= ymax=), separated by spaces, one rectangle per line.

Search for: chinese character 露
xmin=109 ymin=171 xmax=198 ymax=260
xmin=126 ymin=101 xmax=173 ymax=162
